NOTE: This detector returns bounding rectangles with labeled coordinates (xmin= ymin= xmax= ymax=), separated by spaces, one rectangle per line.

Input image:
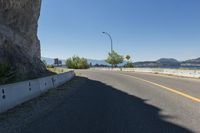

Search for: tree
xmin=106 ymin=51 xmax=124 ymax=67
xmin=124 ymin=55 xmax=134 ymax=68
xmin=65 ymin=56 xmax=89 ymax=69
xmin=126 ymin=55 xmax=131 ymax=62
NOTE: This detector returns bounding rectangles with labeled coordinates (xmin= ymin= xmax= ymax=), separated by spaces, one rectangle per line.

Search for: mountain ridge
xmin=135 ymin=57 xmax=200 ymax=68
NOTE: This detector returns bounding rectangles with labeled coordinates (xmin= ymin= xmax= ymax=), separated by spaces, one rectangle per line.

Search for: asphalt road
xmin=22 ymin=70 xmax=200 ymax=133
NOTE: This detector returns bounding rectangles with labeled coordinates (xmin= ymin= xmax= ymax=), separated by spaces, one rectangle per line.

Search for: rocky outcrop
xmin=0 ymin=0 xmax=46 ymax=82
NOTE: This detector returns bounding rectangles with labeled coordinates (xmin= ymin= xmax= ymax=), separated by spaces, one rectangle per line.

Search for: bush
xmin=0 ymin=63 xmax=16 ymax=84
xmin=47 ymin=65 xmax=54 ymax=68
xmin=123 ymin=62 xmax=134 ymax=68
xmin=66 ymin=56 xmax=89 ymax=69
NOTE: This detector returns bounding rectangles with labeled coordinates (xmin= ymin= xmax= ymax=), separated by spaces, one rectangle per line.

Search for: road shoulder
xmin=0 ymin=76 xmax=84 ymax=133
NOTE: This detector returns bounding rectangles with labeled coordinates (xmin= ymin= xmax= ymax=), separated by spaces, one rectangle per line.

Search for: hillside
xmin=134 ymin=58 xmax=180 ymax=68
xmin=181 ymin=58 xmax=200 ymax=66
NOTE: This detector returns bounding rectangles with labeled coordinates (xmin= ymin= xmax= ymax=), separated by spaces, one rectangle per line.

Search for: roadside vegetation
xmin=45 ymin=64 xmax=70 ymax=74
xmin=123 ymin=62 xmax=134 ymax=68
xmin=47 ymin=67 xmax=64 ymax=74
xmin=106 ymin=51 xmax=124 ymax=67
xmin=65 ymin=56 xmax=89 ymax=69
xmin=123 ymin=55 xmax=134 ymax=68
xmin=0 ymin=63 xmax=16 ymax=84
xmin=105 ymin=52 xmax=134 ymax=68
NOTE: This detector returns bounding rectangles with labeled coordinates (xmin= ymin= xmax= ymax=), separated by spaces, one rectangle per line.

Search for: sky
xmin=38 ymin=0 xmax=200 ymax=62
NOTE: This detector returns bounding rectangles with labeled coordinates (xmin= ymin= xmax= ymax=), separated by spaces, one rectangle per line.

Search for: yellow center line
xmin=119 ymin=73 xmax=200 ymax=103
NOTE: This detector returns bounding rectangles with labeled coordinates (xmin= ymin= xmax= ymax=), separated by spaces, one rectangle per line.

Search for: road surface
xmin=22 ymin=70 xmax=200 ymax=133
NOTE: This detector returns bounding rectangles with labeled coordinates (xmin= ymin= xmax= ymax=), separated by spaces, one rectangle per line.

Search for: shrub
xmin=47 ymin=65 xmax=54 ymax=68
xmin=123 ymin=62 xmax=134 ymax=68
xmin=0 ymin=63 xmax=16 ymax=84
xmin=66 ymin=56 xmax=89 ymax=69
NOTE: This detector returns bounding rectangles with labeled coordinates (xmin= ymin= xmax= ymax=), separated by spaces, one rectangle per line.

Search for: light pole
xmin=102 ymin=32 xmax=113 ymax=53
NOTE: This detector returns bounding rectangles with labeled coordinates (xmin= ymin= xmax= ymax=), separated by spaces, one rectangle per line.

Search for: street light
xmin=102 ymin=32 xmax=113 ymax=53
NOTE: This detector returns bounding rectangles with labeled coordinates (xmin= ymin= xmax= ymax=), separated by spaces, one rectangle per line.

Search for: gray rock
xmin=0 ymin=0 xmax=46 ymax=82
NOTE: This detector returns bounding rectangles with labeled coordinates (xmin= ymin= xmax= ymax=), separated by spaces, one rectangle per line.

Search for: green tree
xmin=106 ymin=51 xmax=124 ymax=67
xmin=124 ymin=55 xmax=134 ymax=68
xmin=126 ymin=55 xmax=131 ymax=62
xmin=66 ymin=56 xmax=89 ymax=69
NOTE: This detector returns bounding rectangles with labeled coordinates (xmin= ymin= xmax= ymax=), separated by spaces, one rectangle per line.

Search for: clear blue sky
xmin=38 ymin=0 xmax=200 ymax=61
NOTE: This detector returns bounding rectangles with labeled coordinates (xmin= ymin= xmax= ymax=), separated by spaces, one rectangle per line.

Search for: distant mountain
xmin=157 ymin=58 xmax=179 ymax=64
xmin=157 ymin=58 xmax=180 ymax=66
xmin=134 ymin=58 xmax=180 ymax=68
xmin=134 ymin=61 xmax=158 ymax=67
xmin=181 ymin=58 xmax=200 ymax=66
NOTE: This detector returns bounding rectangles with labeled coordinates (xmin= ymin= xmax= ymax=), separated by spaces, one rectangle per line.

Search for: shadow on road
xmin=23 ymin=76 xmax=193 ymax=133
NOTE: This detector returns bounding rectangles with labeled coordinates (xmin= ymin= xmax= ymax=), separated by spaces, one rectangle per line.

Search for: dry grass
xmin=47 ymin=67 xmax=70 ymax=74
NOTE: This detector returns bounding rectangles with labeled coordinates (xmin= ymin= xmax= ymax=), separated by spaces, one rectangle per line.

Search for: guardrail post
xmin=1 ymin=88 xmax=6 ymax=99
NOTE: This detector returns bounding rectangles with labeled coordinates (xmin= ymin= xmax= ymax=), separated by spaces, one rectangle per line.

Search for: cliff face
xmin=0 ymin=0 xmax=46 ymax=82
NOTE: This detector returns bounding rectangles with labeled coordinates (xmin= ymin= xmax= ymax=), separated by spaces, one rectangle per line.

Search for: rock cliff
xmin=0 ymin=0 xmax=46 ymax=83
